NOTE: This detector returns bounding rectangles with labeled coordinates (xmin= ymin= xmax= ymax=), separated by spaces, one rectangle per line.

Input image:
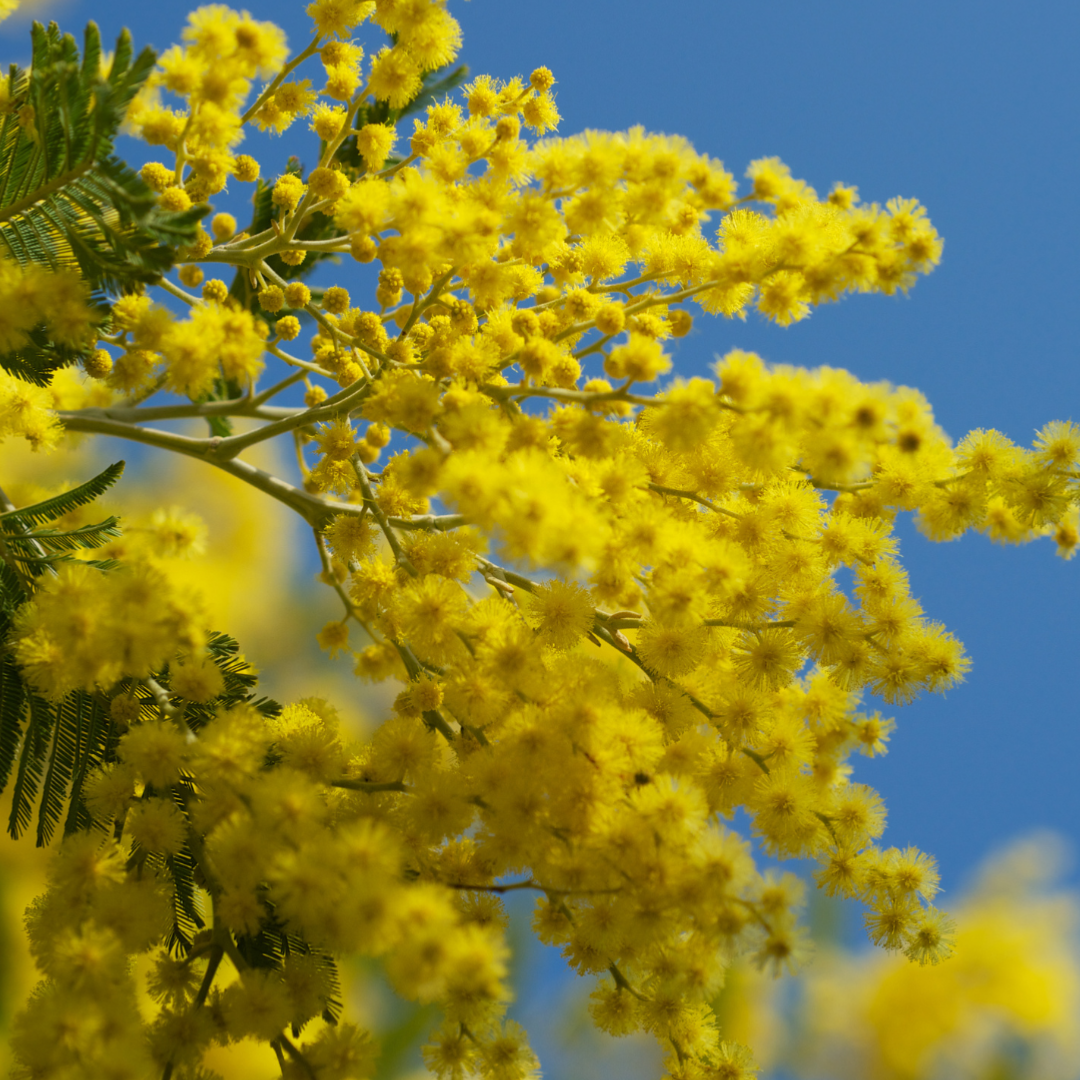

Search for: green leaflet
xmin=3 ymin=519 xmax=123 ymax=557
xmin=0 ymin=463 xmax=123 ymax=589
xmin=0 ymin=458 xmax=125 ymax=836
xmin=0 ymin=459 xmax=124 ymax=529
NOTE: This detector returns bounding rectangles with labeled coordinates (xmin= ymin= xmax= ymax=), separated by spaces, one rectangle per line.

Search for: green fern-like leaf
xmin=164 ymin=845 xmax=207 ymax=954
xmin=4 ymin=517 xmax=122 ymax=556
xmin=0 ymin=460 xmax=124 ymax=529
xmin=0 ymin=299 xmax=111 ymax=386
xmin=0 ymin=653 xmax=28 ymax=796
xmin=35 ymin=689 xmax=86 ymax=845
xmin=5 ymin=517 xmax=119 ymax=547
xmin=61 ymin=687 xmax=114 ymax=837
xmin=7 ymin=694 xmax=55 ymax=839
xmin=0 ymin=22 xmax=206 ymax=284
xmin=0 ymin=559 xmax=27 ymax=616
xmin=233 ymin=903 xmax=344 ymax=1031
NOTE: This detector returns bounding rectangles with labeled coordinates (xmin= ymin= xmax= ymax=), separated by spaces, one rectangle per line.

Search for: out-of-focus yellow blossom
xmin=794 ymin=836 xmax=1080 ymax=1080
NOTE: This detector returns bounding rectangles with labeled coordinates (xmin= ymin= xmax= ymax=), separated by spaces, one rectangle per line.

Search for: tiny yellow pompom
xmin=284 ymin=282 xmax=312 ymax=308
xmin=351 ymin=235 xmax=378 ymax=263
xmin=522 ymin=92 xmax=560 ymax=134
xmin=316 ymin=620 xmax=350 ymax=658
xmin=183 ymin=227 xmax=214 ymax=260
xmin=305 ymin=384 xmax=328 ymax=407
xmin=232 ymin=154 xmax=261 ymax=182
xmin=171 ymin=655 xmax=226 ymax=703
xmin=669 ymin=309 xmax=693 ymax=337
xmin=178 ymin=264 xmax=204 ymax=287
xmin=605 ymin=334 xmax=670 ymax=383
xmin=323 ymin=285 xmax=350 ymax=314
xmin=211 ymin=213 xmax=237 ymax=241
xmin=259 ymin=285 xmax=285 ymax=312
xmin=140 ymin=162 xmax=174 ymax=193
xmin=202 ymin=279 xmax=229 ymax=303
xmin=365 ymin=422 xmax=391 ymax=448
xmin=159 ymin=187 xmax=192 ymax=212
xmin=280 ymin=248 xmax=307 ymax=266
xmin=495 ymin=115 xmax=520 ymax=141
xmin=356 ymin=123 xmax=396 ymax=171
xmin=82 ymin=763 xmax=136 ymax=821
xmin=109 ymin=692 xmax=143 ymax=729
xmin=277 ymin=315 xmax=302 ymax=341
xmin=356 ymin=441 xmax=379 ymax=464
xmin=273 ymin=173 xmax=306 ymax=213
xmin=529 ymin=67 xmax=555 ymax=93
xmin=81 ymin=349 xmax=113 ymax=379
xmin=409 ymin=675 xmax=444 ymax=712
xmin=324 ymin=63 xmax=361 ymax=102
xmin=310 ymin=102 xmax=348 ymax=141
xmin=118 ymin=720 xmax=188 ymax=789
xmin=308 ymin=166 xmax=350 ymax=201
xmin=125 ymin=798 xmax=187 ymax=855
xmin=595 ymin=303 xmax=626 ymax=336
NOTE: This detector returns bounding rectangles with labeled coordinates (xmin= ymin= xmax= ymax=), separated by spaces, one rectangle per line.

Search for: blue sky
xmin=3 ymin=0 xmax=1079 ymax=1065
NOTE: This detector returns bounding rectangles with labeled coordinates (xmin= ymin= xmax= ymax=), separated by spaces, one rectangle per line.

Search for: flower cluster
xmin=10 ymin=560 xmax=206 ymax=701
xmin=0 ymin=257 xmax=98 ymax=450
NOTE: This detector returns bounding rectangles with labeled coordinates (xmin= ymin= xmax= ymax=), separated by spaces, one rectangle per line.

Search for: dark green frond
xmin=0 ymin=460 xmax=124 ymax=528
xmin=0 ymin=559 xmax=28 ymax=615
xmin=0 ymin=616 xmax=280 ymax=846
xmin=177 ymin=631 xmax=281 ymax=734
xmin=7 ymin=694 xmax=54 ymax=839
xmin=0 ymin=654 xmax=28 ymax=796
xmin=0 ymin=150 xmax=208 ymax=293
xmin=61 ymin=689 xmax=112 ymax=837
xmin=318 ymin=955 xmax=343 ymax=1027
xmin=235 ymin=915 xmax=288 ymax=970
xmin=5 ymin=517 xmax=122 ymax=555
xmin=165 ymin=845 xmax=205 ymax=955
xmin=35 ymin=689 xmax=85 ymax=845
xmin=81 ymin=557 xmax=122 ymax=572
xmin=1 ymin=677 xmax=123 ymax=846
xmin=0 ymin=297 xmax=110 ymax=385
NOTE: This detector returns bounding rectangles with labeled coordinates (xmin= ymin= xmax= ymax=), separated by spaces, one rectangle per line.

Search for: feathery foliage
xmin=0 ymin=21 xmax=206 ymax=288
xmin=0 ymin=459 xmax=123 ymax=530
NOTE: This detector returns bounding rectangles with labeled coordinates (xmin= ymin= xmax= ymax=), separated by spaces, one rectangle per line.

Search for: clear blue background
xmin=4 ymin=0 xmax=1079 ymax=1072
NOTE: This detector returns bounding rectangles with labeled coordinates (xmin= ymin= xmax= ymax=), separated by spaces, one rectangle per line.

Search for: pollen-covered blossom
xmin=10 ymin=560 xmax=207 ymax=699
